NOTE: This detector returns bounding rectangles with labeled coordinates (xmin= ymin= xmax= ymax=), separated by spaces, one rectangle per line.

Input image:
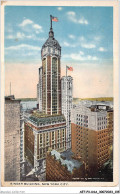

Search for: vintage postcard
xmin=1 ymin=0 xmax=119 ymax=188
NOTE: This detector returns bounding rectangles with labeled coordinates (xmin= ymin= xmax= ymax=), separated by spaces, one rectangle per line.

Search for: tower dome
xmin=41 ymin=27 xmax=61 ymax=59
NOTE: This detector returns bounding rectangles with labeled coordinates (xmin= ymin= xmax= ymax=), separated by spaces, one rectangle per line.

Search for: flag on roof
xmin=67 ymin=66 xmax=73 ymax=71
xmin=52 ymin=16 xmax=58 ymax=22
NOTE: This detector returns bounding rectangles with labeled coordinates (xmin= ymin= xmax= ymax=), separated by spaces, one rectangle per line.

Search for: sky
xmin=4 ymin=6 xmax=113 ymax=98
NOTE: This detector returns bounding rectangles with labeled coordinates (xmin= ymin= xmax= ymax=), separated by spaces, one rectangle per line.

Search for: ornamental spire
xmin=49 ymin=15 xmax=54 ymax=38
xmin=49 ymin=15 xmax=58 ymax=38
xmin=50 ymin=15 xmax=52 ymax=30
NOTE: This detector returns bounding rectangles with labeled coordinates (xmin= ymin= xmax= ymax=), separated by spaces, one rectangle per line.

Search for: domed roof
xmin=41 ymin=28 xmax=61 ymax=51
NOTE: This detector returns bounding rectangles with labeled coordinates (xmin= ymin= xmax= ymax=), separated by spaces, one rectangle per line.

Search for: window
xmin=40 ymin=134 xmax=42 ymax=144
xmin=46 ymin=133 xmax=49 ymax=142
xmin=58 ymin=130 xmax=60 ymax=139
xmin=52 ymin=131 xmax=55 ymax=140
xmin=63 ymin=129 xmax=65 ymax=138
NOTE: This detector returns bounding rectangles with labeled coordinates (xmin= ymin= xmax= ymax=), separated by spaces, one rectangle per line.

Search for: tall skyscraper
xmin=61 ymin=76 xmax=73 ymax=149
xmin=25 ymin=16 xmax=67 ymax=174
xmin=37 ymin=67 xmax=42 ymax=112
xmin=41 ymin=23 xmax=61 ymax=115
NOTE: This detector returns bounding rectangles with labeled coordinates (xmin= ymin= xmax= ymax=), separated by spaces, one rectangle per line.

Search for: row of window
xmin=76 ymin=122 xmax=88 ymax=127
xmin=39 ymin=129 xmax=65 ymax=144
xmin=76 ymin=114 xmax=88 ymax=119
xmin=98 ymin=130 xmax=108 ymax=135
xmin=98 ymin=121 xmax=107 ymax=125
xmin=98 ymin=126 xmax=107 ymax=130
xmin=98 ymin=117 xmax=107 ymax=121
xmin=76 ymin=118 xmax=88 ymax=123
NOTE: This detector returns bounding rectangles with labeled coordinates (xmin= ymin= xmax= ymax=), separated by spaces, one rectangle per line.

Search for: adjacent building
xmin=61 ymin=76 xmax=73 ymax=149
xmin=71 ymin=103 xmax=113 ymax=177
xmin=46 ymin=149 xmax=85 ymax=181
xmin=20 ymin=111 xmax=25 ymax=180
xmin=24 ymin=113 xmax=66 ymax=170
xmin=107 ymin=109 xmax=113 ymax=154
xmin=4 ymin=96 xmax=21 ymax=181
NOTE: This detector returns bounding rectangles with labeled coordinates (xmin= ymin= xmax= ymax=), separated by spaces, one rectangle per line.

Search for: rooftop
xmin=29 ymin=114 xmax=66 ymax=126
xmin=50 ymin=150 xmax=82 ymax=173
xmin=89 ymin=105 xmax=113 ymax=112
xmin=5 ymin=95 xmax=21 ymax=102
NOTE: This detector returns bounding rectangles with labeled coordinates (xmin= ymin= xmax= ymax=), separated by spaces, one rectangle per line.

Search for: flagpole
xmin=66 ymin=66 xmax=67 ymax=78
xmin=50 ymin=15 xmax=52 ymax=29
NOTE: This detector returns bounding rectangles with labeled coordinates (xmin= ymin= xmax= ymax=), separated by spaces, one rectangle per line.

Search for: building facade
xmin=24 ymin=113 xmax=66 ymax=170
xmin=4 ymin=96 xmax=21 ymax=181
xmin=41 ymin=26 xmax=61 ymax=115
xmin=61 ymin=76 xmax=73 ymax=149
xmin=107 ymin=110 xmax=113 ymax=155
xmin=20 ymin=111 xmax=26 ymax=180
xmin=71 ymin=104 xmax=113 ymax=177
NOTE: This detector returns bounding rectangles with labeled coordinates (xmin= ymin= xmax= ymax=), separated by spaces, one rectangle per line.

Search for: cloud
xmin=63 ymin=51 xmax=98 ymax=61
xmin=5 ymin=24 xmax=13 ymax=33
xmin=94 ymin=36 xmax=101 ymax=42
xmin=33 ymin=24 xmax=42 ymax=29
xmin=16 ymin=32 xmax=25 ymax=39
xmin=63 ymin=41 xmax=70 ymax=47
xmin=19 ymin=19 xmax=33 ymax=27
xmin=18 ymin=18 xmax=43 ymax=34
xmin=5 ymin=44 xmax=41 ymax=59
xmin=5 ymin=44 xmax=40 ymax=51
xmin=6 ymin=31 xmax=45 ymax=41
xmin=63 ymin=37 xmax=96 ymax=49
xmin=67 ymin=11 xmax=75 ymax=16
xmin=68 ymin=34 xmax=75 ymax=39
xmin=7 ymin=28 xmax=13 ymax=33
xmin=67 ymin=11 xmax=88 ymax=25
xmin=6 ymin=32 xmax=25 ymax=40
xmin=79 ymin=36 xmax=86 ymax=41
xmin=6 ymin=35 xmax=15 ymax=39
xmin=57 ymin=7 xmax=62 ymax=11
xmin=81 ymin=43 xmax=96 ymax=49
xmin=98 ymin=47 xmax=107 ymax=52
xmin=79 ymin=51 xmax=84 ymax=55
xmin=62 ymin=41 xmax=76 ymax=48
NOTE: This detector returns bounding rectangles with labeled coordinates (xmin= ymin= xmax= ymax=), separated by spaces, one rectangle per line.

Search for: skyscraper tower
xmin=37 ymin=67 xmax=42 ymax=112
xmin=61 ymin=76 xmax=73 ymax=149
xmin=41 ymin=17 xmax=61 ymax=115
xmin=25 ymin=16 xmax=67 ymax=177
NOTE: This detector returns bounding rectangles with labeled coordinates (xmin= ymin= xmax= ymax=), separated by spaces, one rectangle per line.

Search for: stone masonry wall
xmin=5 ymin=100 xmax=20 ymax=181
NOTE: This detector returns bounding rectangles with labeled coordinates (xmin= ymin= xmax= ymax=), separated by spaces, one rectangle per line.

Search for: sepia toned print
xmin=1 ymin=1 xmax=119 ymax=187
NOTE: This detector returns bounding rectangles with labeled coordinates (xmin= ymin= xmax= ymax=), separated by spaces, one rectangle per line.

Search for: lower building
xmin=71 ymin=103 xmax=113 ymax=177
xmin=46 ymin=150 xmax=85 ymax=181
xmin=24 ymin=111 xmax=66 ymax=171
xmin=5 ymin=96 xmax=21 ymax=181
